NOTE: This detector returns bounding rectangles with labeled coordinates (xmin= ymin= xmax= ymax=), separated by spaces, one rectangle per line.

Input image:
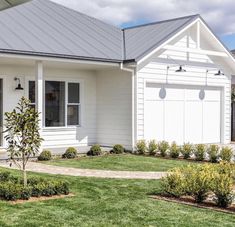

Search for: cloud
xmin=51 ymin=0 xmax=235 ymax=35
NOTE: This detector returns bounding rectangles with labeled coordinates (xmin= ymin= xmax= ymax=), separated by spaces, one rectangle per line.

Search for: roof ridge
xmin=122 ymin=14 xmax=200 ymax=30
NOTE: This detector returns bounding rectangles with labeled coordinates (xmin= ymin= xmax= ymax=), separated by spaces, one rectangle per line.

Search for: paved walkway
xmin=0 ymin=161 xmax=166 ymax=180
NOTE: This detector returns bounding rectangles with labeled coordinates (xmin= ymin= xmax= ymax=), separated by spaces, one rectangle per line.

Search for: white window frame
xmin=27 ymin=77 xmax=83 ymax=129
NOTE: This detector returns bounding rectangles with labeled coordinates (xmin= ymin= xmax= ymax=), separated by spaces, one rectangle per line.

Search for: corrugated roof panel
xmin=124 ymin=15 xmax=198 ymax=60
xmin=0 ymin=0 xmax=199 ymax=62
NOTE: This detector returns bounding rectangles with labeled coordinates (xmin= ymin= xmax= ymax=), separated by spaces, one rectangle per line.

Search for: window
xmin=28 ymin=80 xmax=80 ymax=127
xmin=28 ymin=81 xmax=36 ymax=109
xmin=67 ymin=83 xmax=80 ymax=126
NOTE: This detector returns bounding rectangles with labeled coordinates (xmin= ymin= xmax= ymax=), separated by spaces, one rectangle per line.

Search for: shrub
xmin=87 ymin=144 xmax=102 ymax=156
xmin=62 ymin=147 xmax=78 ymax=159
xmin=148 ymin=140 xmax=158 ymax=156
xmin=0 ymin=182 xmax=22 ymax=201
xmin=0 ymin=171 xmax=11 ymax=182
xmin=161 ymin=168 xmax=185 ymax=198
xmin=169 ymin=142 xmax=180 ymax=159
xmin=186 ymin=165 xmax=213 ymax=203
xmin=207 ymin=145 xmax=220 ymax=163
xmin=181 ymin=143 xmax=193 ymax=159
xmin=54 ymin=181 xmax=70 ymax=195
xmin=212 ymin=172 xmax=234 ymax=208
xmin=158 ymin=141 xmax=169 ymax=157
xmin=220 ymin=146 xmax=233 ymax=162
xmin=20 ymin=186 xmax=32 ymax=200
xmin=112 ymin=144 xmax=125 ymax=154
xmin=135 ymin=140 xmax=147 ymax=154
xmin=193 ymin=144 xmax=206 ymax=161
xmin=38 ymin=150 xmax=52 ymax=161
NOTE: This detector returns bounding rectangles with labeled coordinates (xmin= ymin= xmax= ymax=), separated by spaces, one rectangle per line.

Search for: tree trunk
xmin=23 ymin=167 xmax=27 ymax=187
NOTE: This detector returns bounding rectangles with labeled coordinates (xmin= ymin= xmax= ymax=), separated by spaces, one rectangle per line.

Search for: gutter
xmin=120 ymin=63 xmax=137 ymax=150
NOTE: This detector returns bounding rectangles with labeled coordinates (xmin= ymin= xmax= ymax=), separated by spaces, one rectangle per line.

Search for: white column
xmin=35 ymin=61 xmax=43 ymax=130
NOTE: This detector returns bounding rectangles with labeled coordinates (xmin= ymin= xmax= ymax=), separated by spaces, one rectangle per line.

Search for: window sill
xmin=42 ymin=126 xmax=81 ymax=131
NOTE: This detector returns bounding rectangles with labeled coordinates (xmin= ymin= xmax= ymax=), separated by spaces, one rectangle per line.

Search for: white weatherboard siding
xmin=0 ymin=65 xmax=97 ymax=149
xmin=96 ymin=69 xmax=132 ymax=148
xmin=137 ymin=35 xmax=231 ymax=144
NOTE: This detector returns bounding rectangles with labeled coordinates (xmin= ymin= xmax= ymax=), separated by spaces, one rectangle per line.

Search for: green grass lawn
xmin=43 ymin=154 xmax=200 ymax=172
xmin=0 ymin=167 xmax=234 ymax=227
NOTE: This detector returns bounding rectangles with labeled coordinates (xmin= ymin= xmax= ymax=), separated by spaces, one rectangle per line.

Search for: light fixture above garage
xmin=14 ymin=77 xmax=24 ymax=90
xmin=214 ymin=70 xmax=224 ymax=76
xmin=175 ymin=65 xmax=186 ymax=73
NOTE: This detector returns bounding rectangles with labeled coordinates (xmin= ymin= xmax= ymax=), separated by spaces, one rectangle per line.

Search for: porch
xmin=0 ymin=56 xmax=133 ymax=152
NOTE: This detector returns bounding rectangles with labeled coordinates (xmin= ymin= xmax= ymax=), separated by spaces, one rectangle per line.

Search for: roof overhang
xmin=136 ymin=17 xmax=235 ymax=74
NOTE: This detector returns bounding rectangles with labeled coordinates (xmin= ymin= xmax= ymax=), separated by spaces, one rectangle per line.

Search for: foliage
xmin=0 ymin=171 xmax=69 ymax=201
xmin=161 ymin=162 xmax=235 ymax=207
xmin=181 ymin=143 xmax=193 ymax=159
xmin=207 ymin=145 xmax=220 ymax=163
xmin=135 ymin=140 xmax=147 ymax=154
xmin=193 ymin=144 xmax=206 ymax=161
xmin=161 ymin=168 xmax=185 ymax=197
xmin=38 ymin=150 xmax=52 ymax=161
xmin=148 ymin=140 xmax=158 ymax=156
xmin=186 ymin=165 xmax=213 ymax=203
xmin=220 ymin=146 xmax=233 ymax=162
xmin=111 ymin=144 xmax=125 ymax=154
xmin=87 ymin=144 xmax=102 ymax=156
xmin=4 ymin=97 xmax=43 ymax=186
xmin=158 ymin=141 xmax=169 ymax=157
xmin=169 ymin=142 xmax=180 ymax=159
xmin=62 ymin=147 xmax=78 ymax=159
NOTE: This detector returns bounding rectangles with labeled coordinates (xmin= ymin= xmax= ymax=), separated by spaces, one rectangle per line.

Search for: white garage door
xmin=144 ymin=83 xmax=221 ymax=144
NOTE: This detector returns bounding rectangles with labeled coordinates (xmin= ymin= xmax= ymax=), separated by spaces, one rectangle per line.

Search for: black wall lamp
xmin=214 ymin=70 xmax=224 ymax=76
xmin=14 ymin=77 xmax=24 ymax=90
xmin=175 ymin=65 xmax=186 ymax=72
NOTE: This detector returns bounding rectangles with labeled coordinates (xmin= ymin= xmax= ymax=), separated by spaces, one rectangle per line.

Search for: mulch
xmin=151 ymin=195 xmax=235 ymax=215
xmin=9 ymin=193 xmax=75 ymax=204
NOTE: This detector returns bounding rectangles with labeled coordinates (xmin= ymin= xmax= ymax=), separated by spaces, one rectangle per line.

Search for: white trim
xmin=197 ymin=21 xmax=200 ymax=49
xmin=137 ymin=19 xmax=199 ymax=64
xmin=0 ymin=53 xmax=120 ymax=67
xmin=163 ymin=45 xmax=228 ymax=57
xmin=0 ymin=75 xmax=6 ymax=148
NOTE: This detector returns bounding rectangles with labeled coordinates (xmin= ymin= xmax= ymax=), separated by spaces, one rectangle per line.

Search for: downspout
xmin=120 ymin=63 xmax=137 ymax=151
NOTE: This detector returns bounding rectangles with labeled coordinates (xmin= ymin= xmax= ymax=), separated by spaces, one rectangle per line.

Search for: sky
xmin=51 ymin=0 xmax=235 ymax=50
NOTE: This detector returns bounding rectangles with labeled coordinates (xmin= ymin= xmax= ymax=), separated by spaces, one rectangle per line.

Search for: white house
xmin=0 ymin=0 xmax=235 ymax=153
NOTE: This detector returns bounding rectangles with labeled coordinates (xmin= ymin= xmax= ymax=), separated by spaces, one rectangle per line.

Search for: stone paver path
xmin=0 ymin=161 xmax=166 ymax=180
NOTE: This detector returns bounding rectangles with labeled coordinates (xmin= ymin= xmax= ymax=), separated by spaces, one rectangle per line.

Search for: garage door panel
xmin=144 ymin=84 xmax=221 ymax=144
xmin=144 ymin=101 xmax=164 ymax=141
xmin=203 ymin=101 xmax=221 ymax=143
xmin=165 ymin=101 xmax=184 ymax=143
xmin=185 ymin=101 xmax=203 ymax=143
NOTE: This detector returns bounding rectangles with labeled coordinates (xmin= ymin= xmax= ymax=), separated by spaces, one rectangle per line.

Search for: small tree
xmin=4 ymin=97 xmax=43 ymax=187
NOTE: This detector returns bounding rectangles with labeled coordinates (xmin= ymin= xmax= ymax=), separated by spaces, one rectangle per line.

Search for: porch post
xmin=35 ymin=61 xmax=43 ymax=130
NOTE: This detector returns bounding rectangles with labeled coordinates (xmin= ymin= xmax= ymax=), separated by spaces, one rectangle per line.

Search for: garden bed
xmin=10 ymin=193 xmax=74 ymax=204
xmin=151 ymin=195 xmax=235 ymax=214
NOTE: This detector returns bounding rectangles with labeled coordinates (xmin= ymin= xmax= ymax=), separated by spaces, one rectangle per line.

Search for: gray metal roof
xmin=0 ymin=0 xmax=200 ymax=62
xmin=123 ymin=15 xmax=199 ymax=61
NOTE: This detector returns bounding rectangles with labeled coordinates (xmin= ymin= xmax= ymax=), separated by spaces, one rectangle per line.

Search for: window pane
xmin=67 ymin=105 xmax=79 ymax=125
xmin=68 ymin=83 xmax=80 ymax=103
xmin=45 ymin=81 xmax=65 ymax=127
xmin=29 ymin=81 xmax=35 ymax=103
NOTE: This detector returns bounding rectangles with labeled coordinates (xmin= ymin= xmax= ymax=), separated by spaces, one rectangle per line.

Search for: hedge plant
xmin=158 ymin=141 xmax=169 ymax=157
xmin=193 ymin=144 xmax=206 ymax=161
xmin=181 ymin=143 xmax=193 ymax=159
xmin=207 ymin=144 xmax=219 ymax=163
xmin=220 ymin=146 xmax=233 ymax=162
xmin=62 ymin=147 xmax=78 ymax=159
xmin=148 ymin=140 xmax=158 ymax=156
xmin=87 ymin=144 xmax=102 ymax=156
xmin=112 ymin=144 xmax=125 ymax=154
xmin=135 ymin=140 xmax=147 ymax=155
xmin=38 ymin=150 xmax=52 ymax=161
xmin=169 ymin=142 xmax=180 ymax=159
